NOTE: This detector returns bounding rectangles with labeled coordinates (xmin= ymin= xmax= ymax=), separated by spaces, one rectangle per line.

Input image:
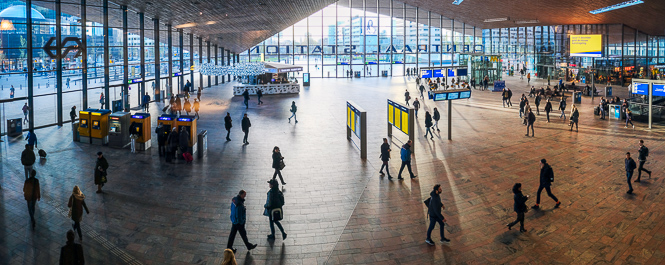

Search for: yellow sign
xmin=570 ymin=35 xmax=602 ymax=57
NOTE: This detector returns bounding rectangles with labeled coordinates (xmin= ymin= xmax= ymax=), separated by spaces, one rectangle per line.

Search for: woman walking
xmin=272 ymin=147 xmax=286 ymax=185
xmin=94 ymin=152 xmax=108 ymax=193
xmin=507 ymin=183 xmax=529 ymax=232
xmin=221 ymin=249 xmax=237 ymax=265
xmin=570 ymin=105 xmax=579 ymax=132
xmin=625 ymin=109 xmax=635 ymax=129
xmin=264 ymin=179 xmax=287 ymax=240
xmin=68 ymin=186 xmax=90 ymax=241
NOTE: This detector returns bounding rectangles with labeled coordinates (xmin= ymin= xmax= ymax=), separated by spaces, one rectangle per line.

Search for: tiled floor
xmin=0 ymin=75 xmax=663 ymax=265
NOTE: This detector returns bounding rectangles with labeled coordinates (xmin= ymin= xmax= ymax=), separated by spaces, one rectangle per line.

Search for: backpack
xmin=273 ymin=190 xmax=285 ymax=208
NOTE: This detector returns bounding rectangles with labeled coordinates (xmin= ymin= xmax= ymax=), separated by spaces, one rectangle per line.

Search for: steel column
xmin=153 ymin=18 xmax=160 ymax=101
xmin=103 ymin=0 xmax=110 ymax=109
xmin=27 ymin=0 xmax=34 ymax=130
xmin=56 ymin=0 xmax=63 ymax=124
xmin=81 ymin=0 xmax=88 ymax=109
xmin=122 ymin=6 xmax=129 ymax=110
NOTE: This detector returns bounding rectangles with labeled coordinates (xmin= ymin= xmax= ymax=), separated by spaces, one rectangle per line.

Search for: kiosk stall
xmin=131 ymin=113 xmax=152 ymax=150
xmin=90 ymin=109 xmax=112 ymax=145
xmin=78 ymin=109 xmax=93 ymax=143
xmin=233 ymin=62 xmax=303 ymax=95
xmin=176 ymin=115 xmax=198 ymax=154
xmin=108 ymin=112 xmax=130 ymax=148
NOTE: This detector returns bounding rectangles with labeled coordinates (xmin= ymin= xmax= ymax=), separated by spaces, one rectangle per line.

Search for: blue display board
xmin=653 ymin=84 xmax=665 ymax=97
xmin=447 ymin=69 xmax=455 ymax=77
xmin=434 ymin=93 xmax=448 ymax=101
xmin=420 ymin=70 xmax=433 ymax=78
xmin=433 ymin=69 xmax=444 ymax=77
xmin=456 ymin=68 xmax=468 ymax=76
xmin=459 ymin=90 xmax=471 ymax=99
xmin=493 ymin=80 xmax=505 ymax=92
xmin=634 ymin=82 xmax=648 ymax=95
xmin=447 ymin=92 xmax=459 ymax=100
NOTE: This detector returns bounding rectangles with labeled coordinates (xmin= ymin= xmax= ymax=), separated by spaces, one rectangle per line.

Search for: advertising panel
xmin=570 ymin=35 xmax=602 ymax=57
xmin=653 ymin=84 xmax=665 ymax=97
xmin=433 ymin=69 xmax=444 ymax=77
xmin=633 ymin=82 xmax=648 ymax=95
xmin=420 ymin=70 xmax=433 ymax=78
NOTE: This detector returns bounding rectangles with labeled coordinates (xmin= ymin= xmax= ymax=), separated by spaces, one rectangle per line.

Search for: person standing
xmin=397 ymin=140 xmax=417 ymax=180
xmin=625 ymin=152 xmax=637 ymax=194
xmin=224 ymin=112 xmax=233 ymax=141
xmin=531 ymin=159 xmax=561 ymax=209
xmin=175 ymin=96 xmax=182 ymax=115
xmin=625 ymin=109 xmax=635 ymax=129
xmin=23 ymin=169 xmax=40 ymax=229
xmin=379 ymin=138 xmax=392 ymax=179
xmin=534 ymin=93 xmax=541 ymax=115
xmin=264 ymin=179 xmax=287 ymax=240
xmin=155 ymin=123 xmax=168 ymax=157
xmin=526 ymin=109 xmax=535 ymax=137
xmin=558 ymin=97 xmax=567 ymax=120
xmin=433 ymin=107 xmax=441 ymax=132
xmin=183 ymin=99 xmax=191 ymax=116
xmin=425 ymin=184 xmax=449 ymax=245
xmin=242 ymin=89 xmax=250 ymax=109
xmin=227 ymin=190 xmax=257 ymax=253
xmin=179 ymin=127 xmax=190 ymax=156
xmin=635 ymin=140 xmax=652 ymax=182
xmin=142 ymin=92 xmax=151 ymax=112
xmin=272 ymin=147 xmax=286 ymax=185
xmin=424 ymin=111 xmax=433 ymax=139
xmin=94 ymin=152 xmax=108 ymax=193
xmin=257 ymin=89 xmax=263 ymax=105
xmin=600 ymin=97 xmax=607 ymax=120
xmin=166 ymin=127 xmax=179 ymax=163
xmin=404 ymin=90 xmax=411 ymax=106
xmin=69 ymin=106 xmax=77 ymax=123
xmin=570 ymin=105 xmax=579 ymax=132
xmin=129 ymin=122 xmax=140 ymax=153
xmin=544 ymin=98 xmax=552 ymax=123
xmin=21 ymin=144 xmax=36 ymax=180
xmin=241 ymin=114 xmax=251 ymax=144
xmin=99 ymin=92 xmax=105 ymax=109
xmin=59 ymin=230 xmax=85 ymax=264
xmin=288 ymin=101 xmax=298 ymax=123
xmin=68 ymin=186 xmax=90 ymax=241
xmin=507 ymin=183 xmax=529 ymax=232
xmin=413 ymin=98 xmax=420 ymax=118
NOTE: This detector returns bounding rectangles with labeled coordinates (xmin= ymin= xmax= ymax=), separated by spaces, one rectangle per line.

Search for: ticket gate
xmin=78 ymin=109 xmax=93 ymax=143
xmin=108 ymin=112 xmax=130 ymax=148
xmin=158 ymin=114 xmax=177 ymax=134
xmin=130 ymin=113 xmax=152 ymax=150
xmin=176 ymin=115 xmax=198 ymax=154
xmin=90 ymin=109 xmax=111 ymax=145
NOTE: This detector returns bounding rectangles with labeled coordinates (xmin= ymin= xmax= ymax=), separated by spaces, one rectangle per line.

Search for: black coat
xmin=433 ymin=110 xmax=440 ymax=121
xmin=60 ymin=242 xmax=85 ymax=265
xmin=380 ymin=143 xmax=390 ymax=162
xmin=427 ymin=191 xmax=445 ymax=220
xmin=625 ymin=158 xmax=637 ymax=172
xmin=241 ymin=117 xmax=251 ymax=131
xmin=535 ymin=95 xmax=541 ymax=106
xmin=539 ymin=164 xmax=554 ymax=187
xmin=545 ymin=102 xmax=552 ymax=112
xmin=21 ymin=148 xmax=36 ymax=166
xmin=272 ymin=152 xmax=283 ymax=169
xmin=527 ymin=112 xmax=536 ymax=125
xmin=155 ymin=126 xmax=168 ymax=144
xmin=425 ymin=113 xmax=432 ymax=127
xmin=224 ymin=116 xmax=232 ymax=130
xmin=513 ymin=191 xmax=529 ymax=213
xmin=94 ymin=157 xmax=108 ymax=185
xmin=167 ymin=131 xmax=180 ymax=148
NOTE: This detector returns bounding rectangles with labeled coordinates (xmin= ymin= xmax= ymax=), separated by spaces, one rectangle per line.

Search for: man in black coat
xmin=635 ymin=140 xmax=652 ymax=182
xmin=534 ymin=94 xmax=541 ymax=115
xmin=59 ymin=230 xmax=84 ymax=265
xmin=526 ymin=109 xmax=536 ymax=137
xmin=224 ymin=112 xmax=232 ymax=141
xmin=21 ymin=144 xmax=36 ymax=180
xmin=155 ymin=124 xmax=168 ymax=157
xmin=507 ymin=183 xmax=529 ymax=232
xmin=426 ymin=184 xmax=449 ymax=245
xmin=379 ymin=138 xmax=392 ymax=179
xmin=241 ymin=114 xmax=251 ymax=144
xmin=166 ymin=127 xmax=179 ymax=163
xmin=433 ymin=108 xmax=441 ymax=132
xmin=625 ymin=152 xmax=637 ymax=194
xmin=532 ymin=159 xmax=561 ymax=209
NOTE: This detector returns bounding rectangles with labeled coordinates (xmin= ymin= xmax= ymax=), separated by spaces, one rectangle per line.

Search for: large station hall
xmin=1 ymin=0 xmax=665 ymax=264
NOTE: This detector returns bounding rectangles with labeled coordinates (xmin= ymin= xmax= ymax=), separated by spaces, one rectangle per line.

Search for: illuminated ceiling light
xmin=175 ymin=22 xmax=197 ymax=28
xmin=589 ymin=0 xmax=643 ymax=14
xmin=0 ymin=19 xmax=15 ymax=31
xmin=452 ymin=0 xmax=463 ymax=5
xmin=515 ymin=20 xmax=539 ymax=24
xmin=205 ymin=21 xmax=216 ymax=25
xmin=484 ymin=17 xmax=509 ymax=23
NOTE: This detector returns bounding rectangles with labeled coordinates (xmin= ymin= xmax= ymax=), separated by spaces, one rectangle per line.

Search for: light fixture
xmin=205 ymin=21 xmax=216 ymax=25
xmin=0 ymin=19 xmax=15 ymax=30
xmin=515 ymin=20 xmax=539 ymax=24
xmin=484 ymin=17 xmax=509 ymax=23
xmin=589 ymin=0 xmax=643 ymax=14
xmin=452 ymin=0 xmax=463 ymax=5
xmin=175 ymin=22 xmax=197 ymax=28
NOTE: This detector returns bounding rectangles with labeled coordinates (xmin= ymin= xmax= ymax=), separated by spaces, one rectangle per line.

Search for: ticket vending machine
xmin=78 ymin=109 xmax=94 ymax=144
xmin=90 ymin=109 xmax=111 ymax=145
xmin=108 ymin=112 xmax=130 ymax=148
xmin=176 ymin=115 xmax=198 ymax=154
xmin=130 ymin=113 xmax=152 ymax=150
xmin=158 ymin=114 xmax=177 ymax=134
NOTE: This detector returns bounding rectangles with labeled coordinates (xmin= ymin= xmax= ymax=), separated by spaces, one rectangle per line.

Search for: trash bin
xmin=382 ymin=70 xmax=388 ymax=77
xmin=197 ymin=130 xmax=207 ymax=159
xmin=573 ymin=91 xmax=582 ymax=104
xmin=354 ymin=71 xmax=361 ymax=78
xmin=72 ymin=122 xmax=80 ymax=142
xmin=605 ymin=86 xmax=612 ymax=97
xmin=7 ymin=118 xmax=22 ymax=137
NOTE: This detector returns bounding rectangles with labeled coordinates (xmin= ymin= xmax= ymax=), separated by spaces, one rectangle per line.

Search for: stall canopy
xmin=264 ymin=62 xmax=303 ymax=74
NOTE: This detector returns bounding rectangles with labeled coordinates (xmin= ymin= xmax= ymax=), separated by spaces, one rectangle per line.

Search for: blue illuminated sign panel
xmin=447 ymin=69 xmax=455 ymax=77
xmin=459 ymin=91 xmax=471 ymax=99
xmin=433 ymin=69 xmax=443 ymax=77
xmin=434 ymin=93 xmax=448 ymax=101
xmin=421 ymin=70 xmax=433 ymax=78
xmin=634 ymin=83 xmax=648 ymax=95
xmin=158 ymin=117 xmax=172 ymax=121
xmin=653 ymin=84 xmax=665 ymax=97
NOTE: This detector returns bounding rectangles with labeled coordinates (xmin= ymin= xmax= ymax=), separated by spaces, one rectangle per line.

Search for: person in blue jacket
xmin=507 ymin=183 xmax=529 ymax=232
xmin=397 ymin=140 xmax=417 ymax=180
xmin=25 ymin=130 xmax=38 ymax=149
xmin=625 ymin=152 xmax=637 ymax=194
xmin=227 ymin=190 xmax=257 ymax=253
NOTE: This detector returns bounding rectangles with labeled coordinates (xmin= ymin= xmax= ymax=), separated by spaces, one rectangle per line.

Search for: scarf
xmin=73 ymin=192 xmax=85 ymax=201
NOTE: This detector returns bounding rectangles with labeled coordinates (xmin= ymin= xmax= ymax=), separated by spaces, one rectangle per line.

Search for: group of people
xmin=223 ymin=112 xmax=253 ymax=144
xmin=168 ymin=95 xmax=200 ymax=117
xmin=155 ymin=124 xmax=192 ymax=163
xmin=241 ymin=89 xmax=264 ymax=109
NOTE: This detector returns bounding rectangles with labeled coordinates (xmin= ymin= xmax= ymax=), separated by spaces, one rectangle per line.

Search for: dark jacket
xmin=400 ymin=143 xmax=412 ymax=162
xmin=242 ymin=90 xmax=250 ymax=100
xmin=264 ymin=187 xmax=283 ymax=210
xmin=257 ymin=90 xmax=263 ymax=97
xmin=527 ymin=112 xmax=536 ymax=125
xmin=69 ymin=107 xmax=77 ymax=120
xmin=425 ymin=113 xmax=432 ymax=127
xmin=427 ymin=191 xmax=445 ymax=220
xmin=23 ymin=177 xmax=41 ymax=201
xmin=558 ymin=100 xmax=566 ymax=111
xmin=94 ymin=157 xmax=109 ymax=185
xmin=507 ymin=90 xmax=513 ymax=98
xmin=155 ymin=126 xmax=168 ymax=144
xmin=519 ymin=99 xmax=526 ymax=110
xmin=545 ymin=102 xmax=552 ymax=112
xmin=571 ymin=109 xmax=579 ymax=122
xmin=224 ymin=116 xmax=232 ymax=130
xmin=26 ymin=132 xmax=38 ymax=147
xmin=59 ymin=241 xmax=85 ymax=265
xmin=21 ymin=148 xmax=36 ymax=166
xmin=241 ymin=117 xmax=251 ymax=131
xmin=68 ymin=195 xmax=89 ymax=222
xmin=513 ymin=191 xmax=529 ymax=213
xmin=539 ymin=163 xmax=554 ymax=187
xmin=230 ymin=195 xmax=246 ymax=225
xmin=625 ymin=158 xmax=637 ymax=172
xmin=412 ymin=100 xmax=420 ymax=110
xmin=433 ymin=109 xmax=440 ymax=121
xmin=272 ymin=152 xmax=283 ymax=169
xmin=129 ymin=122 xmax=141 ymax=136
xmin=179 ymin=129 xmax=190 ymax=150
xmin=535 ymin=95 xmax=541 ymax=106
xmin=380 ymin=143 xmax=390 ymax=162
xmin=404 ymin=91 xmax=410 ymax=100
xmin=167 ymin=130 xmax=180 ymax=148
xmin=638 ymin=146 xmax=649 ymax=161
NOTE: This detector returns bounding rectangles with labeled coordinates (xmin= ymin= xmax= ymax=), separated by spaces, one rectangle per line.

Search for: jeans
xmin=434 ymin=120 xmax=439 ymax=130
xmin=627 ymin=171 xmax=634 ymax=191
xmin=273 ymin=169 xmax=285 ymax=184
xmin=626 ymin=118 xmax=633 ymax=127
xmin=243 ymin=129 xmax=249 ymax=143
xmin=519 ymin=108 xmax=524 ymax=118
xmin=415 ymin=110 xmax=418 ymax=118
xmin=379 ymin=161 xmax=390 ymax=176
xmin=258 ymin=96 xmax=263 ymax=105
xmin=526 ymin=124 xmax=534 ymax=136
xmin=546 ymin=111 xmax=550 ymax=122
xmin=536 ymin=185 xmax=558 ymax=204
xmin=601 ymin=109 xmax=606 ymax=119
xmin=130 ymin=138 xmax=136 ymax=153
xmin=226 ymin=129 xmax=231 ymax=140
xmin=244 ymin=99 xmax=249 ymax=108
xmin=24 ymin=165 xmax=33 ymax=180
xmin=560 ymin=110 xmax=566 ymax=119
xmin=158 ymin=143 xmax=166 ymax=156
xmin=227 ymin=223 xmax=251 ymax=249
xmin=27 ymin=200 xmax=36 ymax=222
xmin=269 ymin=214 xmax=285 ymax=237
xmin=426 ymin=216 xmax=445 ymax=241
xmin=289 ymin=112 xmax=297 ymax=121
xmin=638 ymin=160 xmax=651 ymax=180
xmin=507 ymin=98 xmax=512 ymax=106
xmin=508 ymin=212 xmax=525 ymax=230
xmin=73 ymin=221 xmax=82 ymax=239
xmin=535 ymin=105 xmax=540 ymax=115
xmin=398 ymin=161 xmax=415 ymax=178
xmin=425 ymin=127 xmax=433 ymax=138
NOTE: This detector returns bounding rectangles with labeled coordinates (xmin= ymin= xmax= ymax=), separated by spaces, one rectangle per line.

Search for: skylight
xmin=589 ymin=0 xmax=644 ymax=14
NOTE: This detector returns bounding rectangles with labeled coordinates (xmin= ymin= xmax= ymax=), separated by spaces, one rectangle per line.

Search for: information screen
xmin=433 ymin=69 xmax=444 ymax=77
xmin=447 ymin=92 xmax=459 ymax=100
xmin=456 ymin=68 xmax=468 ymax=76
xmin=347 ymin=103 xmax=362 ymax=139
xmin=634 ymin=82 xmax=648 ymax=95
xmin=387 ymin=100 xmax=410 ymax=136
xmin=459 ymin=91 xmax=471 ymax=99
xmin=420 ymin=70 xmax=433 ymax=78
xmin=447 ymin=69 xmax=455 ymax=77
xmin=653 ymin=84 xmax=665 ymax=97
xmin=303 ymin=73 xmax=310 ymax=83
xmin=434 ymin=93 xmax=448 ymax=101
xmin=570 ymin=35 xmax=602 ymax=57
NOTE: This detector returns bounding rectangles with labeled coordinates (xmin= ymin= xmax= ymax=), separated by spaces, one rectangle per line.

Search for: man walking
xmin=519 ymin=96 xmax=526 ymax=119
xmin=227 ymin=190 xmax=257 ymax=253
xmin=635 ymin=140 xmax=652 ymax=182
xmin=424 ymin=111 xmax=433 ymax=139
xmin=625 ymin=152 xmax=637 ymax=194
xmin=507 ymin=183 xmax=529 ymax=232
xmin=532 ymin=159 xmax=561 ymax=209
xmin=21 ymin=144 xmax=36 ymax=180
xmin=69 ymin=106 xmax=77 ymax=123
xmin=419 ymin=84 xmax=425 ymax=99
xmin=155 ymin=123 xmax=168 ymax=157
xmin=224 ymin=112 xmax=232 ymax=141
xmin=526 ymin=109 xmax=535 ymax=137
xmin=534 ymin=93 xmax=541 ymax=115
xmin=544 ymin=98 xmax=552 ymax=123
xmin=379 ymin=138 xmax=392 ymax=179
xmin=257 ymin=89 xmax=263 ymax=105
xmin=264 ymin=180 xmax=287 ymax=241
xmin=413 ymin=98 xmax=420 ymax=118
xmin=570 ymin=105 xmax=579 ymax=132
xmin=142 ymin=92 xmax=151 ymax=112
xmin=502 ymin=89 xmax=509 ymax=107
xmin=558 ymin=97 xmax=567 ymax=120
xmin=242 ymin=89 xmax=250 ymax=109
xmin=425 ymin=184 xmax=449 ymax=245
xmin=405 ymin=90 xmax=411 ymax=106
xmin=288 ymin=101 xmax=298 ymax=123
xmin=433 ymin=107 xmax=440 ymax=132
xmin=23 ymin=169 xmax=40 ymax=229
xmin=59 ymin=230 xmax=84 ymax=264
xmin=241 ymin=113 xmax=251 ymax=144
xmin=23 ymin=103 xmax=29 ymax=122
xmin=506 ymin=88 xmax=513 ymax=107
xmin=397 ymin=140 xmax=417 ymax=180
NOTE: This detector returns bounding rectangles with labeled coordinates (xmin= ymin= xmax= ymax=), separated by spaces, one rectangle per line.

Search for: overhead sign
xmin=433 ymin=69 xmax=444 ymax=77
xmin=653 ymin=84 xmax=665 ymax=97
xmin=420 ymin=70 xmax=433 ymax=78
xmin=429 ymin=89 xmax=471 ymax=101
xmin=493 ymin=80 xmax=505 ymax=92
xmin=387 ymin=99 xmax=410 ymax=135
xmin=633 ymin=82 xmax=648 ymax=95
xmin=570 ymin=35 xmax=602 ymax=57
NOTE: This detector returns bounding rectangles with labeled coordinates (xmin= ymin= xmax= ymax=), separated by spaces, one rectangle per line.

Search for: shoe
xmin=247 ymin=243 xmax=257 ymax=251
xmin=283 ymin=233 xmax=287 ymax=240
xmin=79 ymin=237 xmax=83 ymax=242
xmin=520 ymin=229 xmax=527 ymax=233
xmin=425 ymin=239 xmax=435 ymax=246
xmin=397 ymin=177 xmax=404 ymax=180
xmin=525 ymin=134 xmax=529 ymax=136
xmin=282 ymin=182 xmax=286 ymax=185
xmin=267 ymin=235 xmax=275 ymax=240
xmin=288 ymin=118 xmax=291 ymax=122
xmin=624 ymin=126 xmax=627 ymax=128
xmin=424 ymin=134 xmax=427 ymax=138
xmin=649 ymin=172 xmax=652 ymax=178
xmin=506 ymin=224 xmax=512 ymax=230
xmin=627 ymin=190 xmax=633 ymax=194
xmin=633 ymin=125 xmax=635 ymax=129
xmin=231 ymin=248 xmax=237 ymax=254
xmin=634 ymin=179 xmax=640 ymax=183
xmin=531 ymin=205 xmax=539 ymax=209
xmin=410 ymin=175 xmax=417 ymax=179
xmin=245 ymin=142 xmax=249 ymax=144
xmin=555 ymin=202 xmax=561 ymax=208
xmin=32 ymin=220 xmax=35 ymax=229
xmin=437 ymin=129 xmax=440 ymax=132
xmin=379 ymin=171 xmax=384 ymax=175
xmin=96 ymin=190 xmax=102 ymax=194
xmin=388 ymin=176 xmax=393 ymax=180
xmin=440 ymin=238 xmax=450 ymax=243
xmin=295 ymin=120 xmax=298 ymax=123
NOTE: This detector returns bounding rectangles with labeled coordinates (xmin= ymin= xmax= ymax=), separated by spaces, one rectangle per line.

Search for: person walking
xmin=22 ymin=103 xmax=29 ymax=122
xmin=241 ymin=113 xmax=251 ymax=144
xmin=506 ymin=88 xmax=513 ymax=107
xmin=570 ymin=105 xmax=579 ymax=132
xmin=397 ymin=140 xmax=417 ymax=180
xmin=224 ymin=113 xmax=233 ymax=141
xmin=625 ymin=152 xmax=637 ymax=194
xmin=129 ymin=121 xmax=140 ymax=153
xmin=544 ymin=98 xmax=552 ymax=123
xmin=68 ymin=186 xmax=90 ymax=241
xmin=527 ymin=72 xmax=531 ymax=84
xmin=272 ymin=146 xmax=286 ymax=185
xmin=69 ymin=106 xmax=77 ymax=123
xmin=242 ymin=89 xmax=250 ymax=109
xmin=507 ymin=183 xmax=529 ymax=232
xmin=59 ymin=230 xmax=85 ymax=264
xmin=288 ymin=101 xmax=298 ymax=123
xmin=142 ymin=92 xmax=151 ymax=112
xmin=166 ymin=127 xmax=179 ymax=163
xmin=425 ymin=184 xmax=450 ymax=245
xmin=635 ymin=140 xmax=652 ymax=182
xmin=264 ymin=179 xmax=287 ymax=240
xmin=379 ymin=138 xmax=392 ymax=179
xmin=257 ymin=89 xmax=263 ymax=105
xmin=526 ymin=109 xmax=535 ymax=137
xmin=419 ymin=84 xmax=425 ymax=99
xmin=433 ymin=107 xmax=441 ymax=132
xmin=21 ymin=144 xmax=36 ymax=180
xmin=531 ymin=159 xmax=561 ymax=209
xmin=534 ymin=93 xmax=541 ymax=115
xmin=183 ymin=99 xmax=191 ymax=115
xmin=94 ymin=152 xmax=108 ymax=193
xmin=99 ymin=92 xmax=105 ymax=109
xmin=558 ymin=97 xmax=567 ymax=120
xmin=413 ymin=98 xmax=420 ymax=118
xmin=502 ymin=89 xmax=509 ymax=107
xmin=405 ymin=90 xmax=411 ymax=106
xmin=193 ymin=99 xmax=200 ymax=119
xmin=519 ymin=96 xmax=526 ymax=119
xmin=424 ymin=111 xmax=433 ymax=139
xmin=23 ymin=169 xmax=40 ymax=229
xmin=625 ymin=109 xmax=635 ymax=129
xmin=175 ymin=96 xmax=182 ymax=115
xmin=155 ymin=123 xmax=168 ymax=157
xmin=227 ymin=190 xmax=258 ymax=254
xmin=25 ymin=130 xmax=38 ymax=149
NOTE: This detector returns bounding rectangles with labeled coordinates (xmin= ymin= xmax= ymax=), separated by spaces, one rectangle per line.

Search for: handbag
xmin=271 ymin=208 xmax=283 ymax=221
xmin=279 ymin=160 xmax=285 ymax=170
